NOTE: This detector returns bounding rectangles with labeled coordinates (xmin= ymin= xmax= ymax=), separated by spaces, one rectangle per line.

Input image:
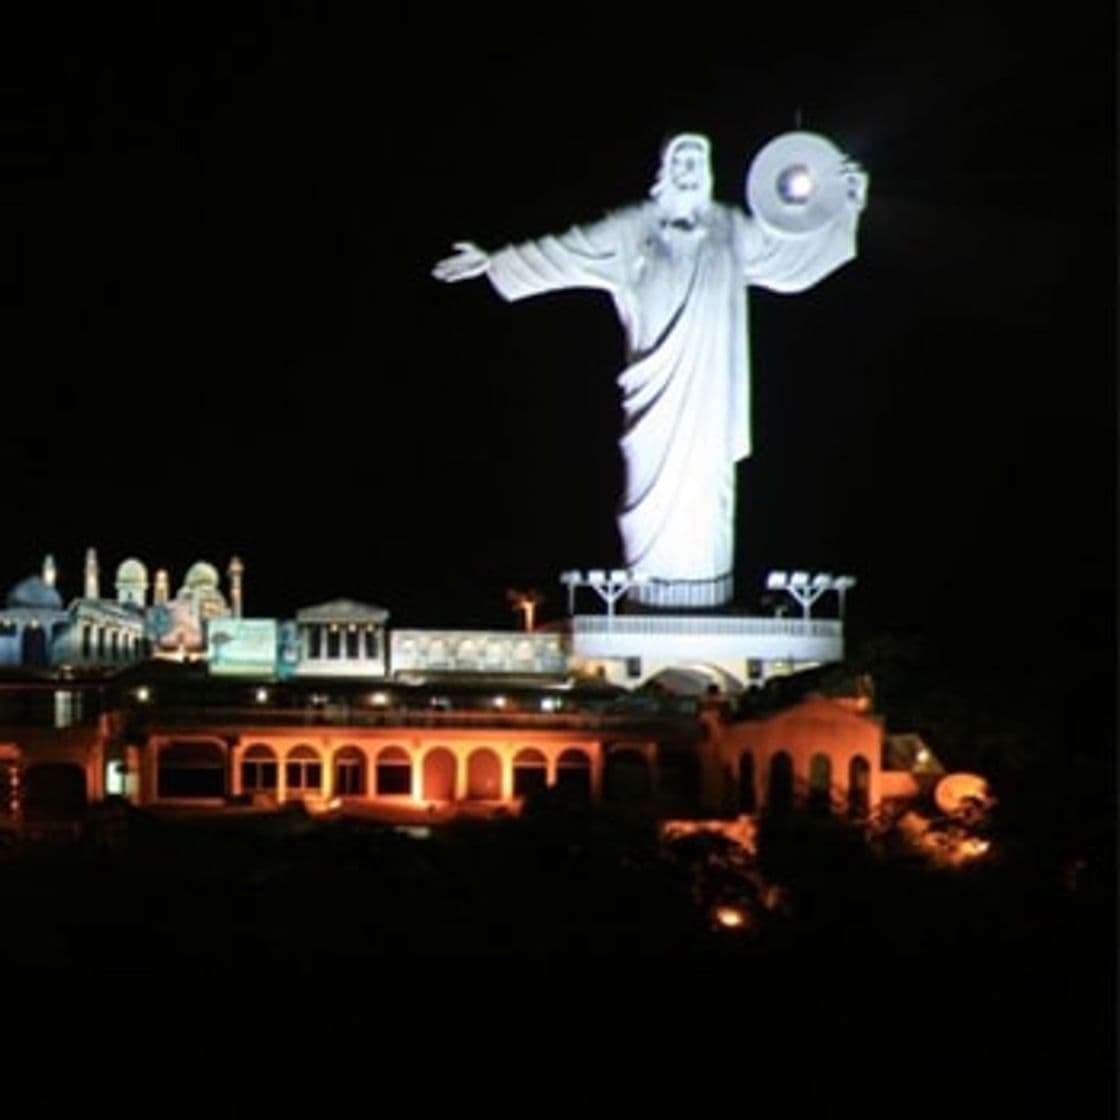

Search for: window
xmin=376 ymin=746 xmax=412 ymax=796
xmin=309 ymin=627 xmax=322 ymax=658
xmin=334 ymin=746 xmax=366 ymax=796
xmin=364 ymin=629 xmax=379 ymax=659
xmin=345 ymin=628 xmax=360 ymax=659
xmin=242 ymin=745 xmax=278 ymax=792
xmin=286 ymin=745 xmax=322 ymax=791
xmin=326 ymin=628 xmax=341 ymax=659
xmin=243 ymin=760 xmax=278 ymax=791
xmin=625 ymin=657 xmax=642 ymax=679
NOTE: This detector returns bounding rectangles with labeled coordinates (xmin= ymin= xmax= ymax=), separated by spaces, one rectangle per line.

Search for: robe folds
xmin=488 ymin=199 xmax=859 ymax=607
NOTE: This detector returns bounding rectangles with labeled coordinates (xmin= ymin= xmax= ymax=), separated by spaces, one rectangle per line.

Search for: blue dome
xmin=6 ymin=576 xmax=63 ymax=610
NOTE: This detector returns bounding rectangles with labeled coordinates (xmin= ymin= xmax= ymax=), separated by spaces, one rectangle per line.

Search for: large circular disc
xmin=934 ymin=773 xmax=991 ymax=816
xmin=746 ymin=131 xmax=848 ymax=237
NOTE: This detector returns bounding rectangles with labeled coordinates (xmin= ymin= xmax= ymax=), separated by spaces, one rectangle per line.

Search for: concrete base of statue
xmin=626 ymin=574 xmax=734 ymax=609
xmin=565 ymin=611 xmax=844 ymax=693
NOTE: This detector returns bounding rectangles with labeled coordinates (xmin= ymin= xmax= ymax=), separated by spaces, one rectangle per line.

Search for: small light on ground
xmin=713 ymin=904 xmax=749 ymax=929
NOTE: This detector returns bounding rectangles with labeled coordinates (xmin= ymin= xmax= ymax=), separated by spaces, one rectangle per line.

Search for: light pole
xmin=765 ymin=571 xmax=857 ymax=620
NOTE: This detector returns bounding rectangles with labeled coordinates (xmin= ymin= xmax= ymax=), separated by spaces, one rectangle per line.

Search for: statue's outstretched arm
xmin=432 ymin=241 xmax=491 ymax=283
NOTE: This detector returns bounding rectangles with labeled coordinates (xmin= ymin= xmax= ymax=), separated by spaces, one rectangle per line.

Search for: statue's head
xmin=651 ymin=133 xmax=713 ymax=218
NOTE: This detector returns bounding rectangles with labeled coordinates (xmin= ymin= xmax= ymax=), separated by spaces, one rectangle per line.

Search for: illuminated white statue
xmin=433 ymin=132 xmax=867 ymax=607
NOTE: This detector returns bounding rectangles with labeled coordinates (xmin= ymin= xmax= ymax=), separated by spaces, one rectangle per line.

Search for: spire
xmin=42 ymin=554 xmax=56 ymax=587
xmin=84 ymin=547 xmax=100 ymax=600
xmin=154 ymin=569 xmax=170 ymax=606
xmin=228 ymin=555 xmax=244 ymax=619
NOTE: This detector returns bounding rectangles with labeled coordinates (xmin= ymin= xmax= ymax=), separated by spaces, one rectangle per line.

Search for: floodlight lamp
xmin=834 ymin=575 xmax=857 ymax=590
xmin=766 ymin=571 xmax=788 ymax=590
xmin=587 ymin=570 xmax=606 ymax=585
xmin=790 ymin=571 xmax=810 ymax=588
xmin=609 ymin=569 xmax=628 ymax=583
xmin=811 ymin=573 xmax=834 ymax=589
xmin=559 ymin=570 xmax=581 ymax=585
xmin=777 ymin=164 xmax=814 ymax=204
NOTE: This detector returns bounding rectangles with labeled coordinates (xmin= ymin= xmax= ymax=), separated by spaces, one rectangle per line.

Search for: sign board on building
xmin=206 ymin=618 xmax=278 ymax=676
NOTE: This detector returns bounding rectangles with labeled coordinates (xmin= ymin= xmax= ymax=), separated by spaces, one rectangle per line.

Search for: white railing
xmin=569 ymin=615 xmax=842 ymax=639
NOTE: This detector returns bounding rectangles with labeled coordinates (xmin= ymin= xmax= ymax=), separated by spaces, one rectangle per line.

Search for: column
xmin=147 ymin=739 xmax=161 ymax=803
xmin=500 ymin=743 xmax=513 ymax=802
xmin=320 ymin=738 xmax=333 ymax=802
xmin=453 ymin=743 xmax=468 ymax=802
xmin=410 ymin=741 xmax=423 ymax=802
xmin=229 ymin=741 xmax=243 ymax=797
xmin=276 ymin=745 xmax=288 ymax=804
xmin=590 ymin=742 xmax=604 ymax=802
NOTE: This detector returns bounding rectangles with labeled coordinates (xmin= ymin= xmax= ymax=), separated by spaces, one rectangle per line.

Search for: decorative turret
xmin=84 ymin=547 xmax=100 ymax=600
xmin=153 ymin=569 xmax=170 ymax=606
xmin=228 ymin=555 xmax=244 ymax=619
xmin=42 ymin=554 xmax=56 ymax=588
xmin=115 ymin=558 xmax=149 ymax=607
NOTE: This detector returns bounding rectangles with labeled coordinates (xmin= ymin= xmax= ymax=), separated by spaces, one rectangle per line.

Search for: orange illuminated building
xmin=2 ymin=665 xmax=901 ymax=826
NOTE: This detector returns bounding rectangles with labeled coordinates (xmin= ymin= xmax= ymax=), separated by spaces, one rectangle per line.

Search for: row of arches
xmin=155 ymin=740 xmax=595 ymax=803
xmin=79 ymin=623 xmax=143 ymax=663
xmin=738 ymin=751 xmax=872 ymax=818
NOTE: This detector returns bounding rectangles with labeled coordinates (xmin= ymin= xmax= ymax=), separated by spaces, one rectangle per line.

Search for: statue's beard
xmin=653 ymin=182 xmax=712 ymax=224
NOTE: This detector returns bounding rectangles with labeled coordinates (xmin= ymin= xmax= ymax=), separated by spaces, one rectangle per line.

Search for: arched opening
xmin=642 ymin=662 xmax=746 ymax=696
xmin=604 ymin=747 xmax=651 ymax=806
xmin=334 ymin=745 xmax=367 ymax=797
xmin=422 ymin=747 xmax=456 ymax=802
xmin=22 ymin=763 xmax=87 ymax=820
xmin=809 ymin=753 xmax=832 ymax=816
xmin=376 ymin=745 xmax=412 ymax=796
xmin=158 ymin=740 xmax=227 ymax=799
xmin=656 ymin=747 xmax=699 ymax=813
xmin=848 ymin=755 xmax=871 ymax=819
xmin=20 ymin=625 xmax=48 ymax=668
xmin=555 ymin=748 xmax=592 ymax=801
xmin=738 ymin=751 xmax=756 ymax=813
xmin=241 ymin=743 xmax=278 ymax=795
xmin=466 ymin=748 xmax=501 ymax=800
xmin=512 ymin=748 xmax=548 ymax=799
xmin=285 ymin=744 xmax=322 ymax=797
xmin=767 ymin=752 xmax=794 ymax=815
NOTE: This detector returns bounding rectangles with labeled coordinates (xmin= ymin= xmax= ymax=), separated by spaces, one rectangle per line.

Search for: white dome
xmin=183 ymin=561 xmax=220 ymax=590
xmin=116 ymin=558 xmax=149 ymax=586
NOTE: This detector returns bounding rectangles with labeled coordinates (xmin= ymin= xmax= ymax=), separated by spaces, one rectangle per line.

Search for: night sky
xmin=5 ymin=8 xmax=1115 ymax=663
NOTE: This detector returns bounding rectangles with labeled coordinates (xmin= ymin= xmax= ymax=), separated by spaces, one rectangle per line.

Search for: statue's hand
xmin=432 ymin=240 xmax=491 ymax=282
xmin=839 ymin=160 xmax=869 ymax=211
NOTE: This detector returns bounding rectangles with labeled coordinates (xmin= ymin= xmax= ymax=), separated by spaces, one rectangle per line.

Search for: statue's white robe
xmin=488 ymin=199 xmax=860 ymax=606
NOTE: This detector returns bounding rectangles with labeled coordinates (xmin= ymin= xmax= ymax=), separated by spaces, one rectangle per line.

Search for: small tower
xmin=115 ymin=558 xmax=149 ymax=607
xmin=153 ymin=568 xmax=170 ymax=606
xmin=228 ymin=556 xmax=244 ymax=619
xmin=84 ymin=547 xmax=100 ymax=600
xmin=42 ymin=554 xmax=56 ymax=588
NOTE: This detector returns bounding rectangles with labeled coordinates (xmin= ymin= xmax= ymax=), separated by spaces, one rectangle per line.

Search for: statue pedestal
xmin=565 ymin=612 xmax=844 ymax=694
xmin=626 ymin=574 xmax=734 ymax=609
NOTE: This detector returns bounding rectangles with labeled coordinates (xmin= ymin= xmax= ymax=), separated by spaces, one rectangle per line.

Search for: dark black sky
xmin=4 ymin=7 xmax=1115 ymax=658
